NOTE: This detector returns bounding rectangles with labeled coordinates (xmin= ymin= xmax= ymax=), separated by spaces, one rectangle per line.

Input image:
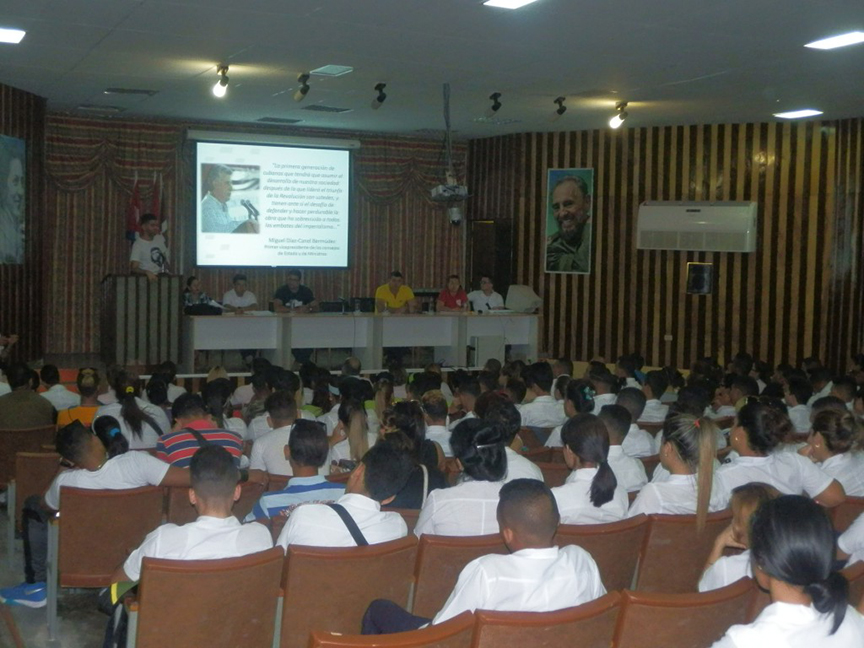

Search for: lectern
xmin=100 ymin=274 xmax=183 ymax=367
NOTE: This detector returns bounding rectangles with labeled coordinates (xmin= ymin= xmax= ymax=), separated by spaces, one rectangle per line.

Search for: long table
xmin=182 ymin=312 xmax=539 ymax=371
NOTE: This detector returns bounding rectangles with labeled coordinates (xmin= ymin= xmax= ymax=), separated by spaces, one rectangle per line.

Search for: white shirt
xmin=545 ymin=425 xmax=565 ymax=448
xmin=224 ymin=416 xmax=248 ymax=441
xmin=41 ymin=384 xmax=80 ymax=410
xmin=624 ymin=377 xmax=640 ymax=389
xmin=230 ymin=383 xmax=255 ymax=407
xmin=432 ymin=545 xmax=606 ymax=625
xmin=714 ymin=453 xmax=835 ymax=508
xmin=698 ymin=551 xmax=752 ymax=592
xmin=607 ymin=445 xmax=648 ymax=492
xmin=819 ymin=452 xmax=864 ymax=497
xmin=466 ymin=290 xmax=505 ymax=313
xmin=553 ymin=468 xmax=629 ymax=524
xmin=426 ymin=424 xmax=452 ymax=457
xmin=276 ymin=493 xmax=406 ymax=550
xmin=415 ymin=479 xmax=503 ymax=537
xmin=317 ymin=409 xmax=340 ymax=436
xmin=504 ymin=447 xmax=543 ymax=483
xmin=222 ymin=289 xmax=258 ymax=309
xmin=0 ymin=381 xmax=10 ymax=397
xmin=640 ymin=399 xmax=668 ymax=423
xmin=93 ymin=399 xmax=171 ymax=449
xmin=706 ymin=405 xmax=738 ymax=420
xmin=448 ymin=410 xmax=476 ymax=431
xmin=628 ymin=473 xmax=727 ymax=517
xmin=838 ymin=511 xmax=864 ymax=566
xmin=122 ymin=516 xmax=273 ymax=582
xmin=807 ymin=382 xmax=834 ymax=408
xmin=622 ymin=424 xmax=655 ymax=458
xmin=590 ymin=393 xmax=617 ymax=415
xmin=45 ymin=451 xmax=170 ymax=510
xmin=519 ymin=395 xmax=566 ymax=428
xmin=711 ymin=601 xmax=864 ymax=648
xmin=788 ymin=404 xmax=812 ymax=434
xmin=129 ymin=234 xmax=168 ymax=274
xmin=249 ymin=424 xmax=294 ymax=475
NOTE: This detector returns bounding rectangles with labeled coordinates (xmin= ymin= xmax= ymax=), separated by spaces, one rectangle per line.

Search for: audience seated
xmin=714 ymin=401 xmax=845 ymax=509
xmin=839 ymin=511 xmax=864 ymax=568
xmin=328 ymin=398 xmax=378 ymax=469
xmin=711 ymin=496 xmax=864 ymax=647
xmin=448 ymin=377 xmax=480 ymax=431
xmin=232 ymin=357 xmax=271 ymax=408
xmin=784 ymin=376 xmax=813 ymax=434
xmin=93 ymin=369 xmax=169 ymax=449
xmin=481 ymin=396 xmax=542 ymax=483
xmin=249 ymin=391 xmax=300 ymax=478
xmin=414 ymin=419 xmax=507 ymax=537
xmin=800 ymin=410 xmax=864 ymax=496
xmin=0 ymin=361 xmax=56 ymax=428
xmin=92 ymin=415 xmax=130 ymax=458
xmin=545 ymin=379 xmax=596 ymax=448
xmin=420 ymin=390 xmax=452 ymax=457
xmin=518 ymin=362 xmax=566 ymax=428
xmin=640 ymin=370 xmax=670 ymax=422
xmin=699 ymin=483 xmax=780 ymax=592
xmin=551 ymin=414 xmax=628 ymax=524
xmin=615 ymin=388 xmax=655 ymax=458
xmin=276 ymin=443 xmax=412 ymax=549
xmin=361 ymin=479 xmax=606 ymax=633
xmin=202 ymin=377 xmax=247 ymax=440
xmin=588 ymin=369 xmax=618 ymax=415
xmin=39 ymin=364 xmax=80 ymax=411
xmin=706 ymin=384 xmax=738 ymax=420
xmin=156 ymin=394 xmax=244 ymax=468
xmin=56 ymin=368 xmax=101 ymax=428
xmin=596 ymin=405 xmax=648 ymax=492
xmin=808 ymin=367 xmax=835 ymax=407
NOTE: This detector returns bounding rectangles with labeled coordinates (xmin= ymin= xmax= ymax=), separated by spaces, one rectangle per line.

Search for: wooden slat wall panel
xmin=468 ymin=119 xmax=864 ymax=370
xmin=0 ymin=83 xmax=46 ymax=362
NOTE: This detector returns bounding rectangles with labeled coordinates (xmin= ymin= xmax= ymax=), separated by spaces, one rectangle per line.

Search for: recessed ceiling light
xmin=805 ymin=31 xmax=864 ymax=50
xmin=483 ymin=0 xmax=541 ymax=9
xmin=310 ymin=65 xmax=353 ymax=77
xmin=0 ymin=28 xmax=26 ymax=44
xmin=773 ymin=109 xmax=823 ymax=119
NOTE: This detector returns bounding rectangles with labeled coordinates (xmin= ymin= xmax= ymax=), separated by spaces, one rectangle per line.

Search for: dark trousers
xmin=361 ymin=599 xmax=431 ymax=635
xmin=22 ymin=495 xmax=51 ymax=583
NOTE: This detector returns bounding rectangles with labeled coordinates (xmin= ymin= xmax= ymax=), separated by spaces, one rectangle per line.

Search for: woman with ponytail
xmin=92 ymin=415 xmax=129 ymax=458
xmin=711 ymin=496 xmax=864 ymax=647
xmin=93 ymin=369 xmax=169 ymax=449
xmin=628 ymin=414 xmax=725 ymax=530
xmin=545 ymin=379 xmax=597 ymax=448
xmin=414 ymin=418 xmax=507 ymax=537
xmin=552 ymin=413 xmax=628 ymax=524
xmin=715 ymin=401 xmax=846 ymax=509
xmin=801 ymin=409 xmax=864 ymax=496
xmin=328 ymin=399 xmax=377 ymax=469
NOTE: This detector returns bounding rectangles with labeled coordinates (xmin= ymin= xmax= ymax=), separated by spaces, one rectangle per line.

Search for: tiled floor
xmin=0 ymin=509 xmax=105 ymax=648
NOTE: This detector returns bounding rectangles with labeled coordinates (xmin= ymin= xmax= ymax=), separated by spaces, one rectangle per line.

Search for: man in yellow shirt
xmin=374 ymin=271 xmax=417 ymax=314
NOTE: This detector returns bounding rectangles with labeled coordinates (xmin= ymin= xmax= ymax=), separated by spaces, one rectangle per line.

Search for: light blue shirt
xmin=201 ymin=193 xmax=232 ymax=233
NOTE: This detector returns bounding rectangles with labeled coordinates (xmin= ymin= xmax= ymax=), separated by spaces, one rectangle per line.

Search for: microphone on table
xmin=486 ymin=302 xmax=491 ymax=312
xmin=240 ymin=200 xmax=260 ymax=220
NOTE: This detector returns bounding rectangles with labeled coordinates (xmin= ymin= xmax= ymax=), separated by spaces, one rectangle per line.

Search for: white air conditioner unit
xmin=636 ymin=201 xmax=758 ymax=252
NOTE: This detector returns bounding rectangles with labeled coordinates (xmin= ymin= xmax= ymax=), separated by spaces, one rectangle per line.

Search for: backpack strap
xmin=183 ymin=427 xmax=211 ymax=448
xmin=327 ymin=503 xmax=369 ymax=546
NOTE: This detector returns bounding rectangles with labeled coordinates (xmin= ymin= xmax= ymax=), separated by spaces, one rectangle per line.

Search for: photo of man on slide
xmin=200 ymin=163 xmax=260 ymax=234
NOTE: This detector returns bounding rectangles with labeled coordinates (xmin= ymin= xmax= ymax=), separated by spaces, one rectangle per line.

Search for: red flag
xmin=125 ymin=173 xmax=141 ymax=244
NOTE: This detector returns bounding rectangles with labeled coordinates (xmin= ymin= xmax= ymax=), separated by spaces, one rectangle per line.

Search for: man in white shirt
xmin=597 ymin=405 xmax=648 ymax=492
xmin=221 ymin=273 xmax=258 ymax=313
xmin=38 ymin=364 xmax=80 ymax=411
xmin=448 ymin=378 xmax=480 ymax=431
xmin=249 ymin=391 xmax=299 ymax=479
xmin=421 ymin=389 xmax=452 ymax=457
xmin=615 ymin=355 xmax=641 ymax=389
xmin=276 ymin=443 xmax=413 ymax=550
xmin=361 ymin=478 xmax=606 ymax=633
xmin=615 ymin=388 xmax=656 ymax=458
xmin=784 ymin=376 xmax=813 ymax=434
xmin=807 ymin=367 xmax=834 ymax=407
xmin=129 ymin=213 xmax=168 ymax=280
xmin=466 ymin=275 xmax=506 ymax=313
xmin=830 ymin=376 xmax=857 ymax=413
xmin=838 ymin=511 xmax=864 ymax=567
xmin=552 ymin=357 xmax=572 ymax=380
xmin=111 ymin=445 xmax=272 ymax=584
xmin=231 ymin=358 xmax=272 ymax=407
xmin=519 ymin=362 xmax=566 ymax=429
xmin=640 ymin=371 xmax=670 ymax=422
xmin=587 ymin=369 xmax=618 ymax=415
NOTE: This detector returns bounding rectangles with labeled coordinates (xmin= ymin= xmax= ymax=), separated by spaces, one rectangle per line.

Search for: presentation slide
xmin=195 ymin=141 xmax=351 ymax=267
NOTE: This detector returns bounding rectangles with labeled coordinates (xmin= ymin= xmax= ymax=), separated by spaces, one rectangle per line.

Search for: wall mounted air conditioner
xmin=636 ymin=201 xmax=758 ymax=252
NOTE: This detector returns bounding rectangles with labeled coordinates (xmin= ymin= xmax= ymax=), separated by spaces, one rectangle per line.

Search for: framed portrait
xmin=545 ymin=168 xmax=594 ymax=275
xmin=686 ymin=262 xmax=714 ymax=295
xmin=0 ymin=134 xmax=26 ymax=265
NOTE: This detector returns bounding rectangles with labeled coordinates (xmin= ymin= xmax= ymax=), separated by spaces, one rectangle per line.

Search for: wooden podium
xmin=100 ymin=274 xmax=183 ymax=368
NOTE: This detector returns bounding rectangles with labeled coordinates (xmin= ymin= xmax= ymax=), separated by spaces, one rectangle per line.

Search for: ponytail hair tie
xmin=110 ymin=428 xmax=122 ymax=438
xmin=694 ymin=419 xmax=701 ymax=429
xmin=125 ymin=386 xmax=135 ymax=394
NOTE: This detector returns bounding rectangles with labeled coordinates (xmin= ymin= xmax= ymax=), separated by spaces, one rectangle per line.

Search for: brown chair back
xmin=535 ymin=461 xmax=570 ymax=489
xmin=637 ymin=422 xmax=664 ymax=436
xmin=471 ymin=592 xmax=622 ymax=648
xmin=133 ymin=547 xmax=283 ymax=648
xmin=166 ymin=480 xmax=266 ymax=525
xmin=326 ymin=472 xmax=352 ymax=484
xmin=522 ymin=447 xmax=552 ymax=463
xmin=0 ymin=426 xmax=56 ymax=487
xmin=58 ymin=486 xmax=164 ymax=587
xmin=612 ymin=579 xmax=755 ymax=648
xmin=555 ymin=516 xmax=650 ymax=592
xmin=234 ymin=480 xmax=265 ymax=521
xmin=13 ymin=452 xmax=60 ymax=531
xmin=267 ymin=473 xmax=290 ymax=491
xmin=412 ymin=534 xmax=508 ymax=619
xmin=635 ymin=511 xmax=733 ymax=593
xmin=309 ymin=611 xmax=475 ymax=648
xmin=831 ymin=496 xmax=864 ymax=533
xmin=843 ymin=560 xmax=864 ymax=610
xmin=280 ymin=536 xmax=418 ymax=648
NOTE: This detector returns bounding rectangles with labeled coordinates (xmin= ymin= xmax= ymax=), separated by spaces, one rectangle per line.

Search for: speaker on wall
xmin=686 ymin=262 xmax=714 ymax=295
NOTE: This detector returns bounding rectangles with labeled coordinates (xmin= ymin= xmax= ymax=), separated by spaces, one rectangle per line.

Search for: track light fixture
xmin=485 ymin=92 xmax=502 ymax=118
xmin=294 ymin=73 xmax=311 ymax=102
xmin=212 ymin=65 xmax=229 ymax=98
xmin=371 ymin=83 xmax=387 ymax=109
xmin=552 ymin=96 xmax=567 ymax=120
xmin=609 ymin=101 xmax=628 ymax=129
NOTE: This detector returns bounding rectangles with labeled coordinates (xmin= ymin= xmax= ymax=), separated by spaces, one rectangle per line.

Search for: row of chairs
xmin=124 ymin=542 xmax=864 ymax=648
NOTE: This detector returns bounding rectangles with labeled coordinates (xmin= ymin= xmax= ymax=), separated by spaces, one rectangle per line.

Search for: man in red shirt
xmin=156 ymin=394 xmax=244 ymax=468
xmin=436 ymin=275 xmax=469 ymax=312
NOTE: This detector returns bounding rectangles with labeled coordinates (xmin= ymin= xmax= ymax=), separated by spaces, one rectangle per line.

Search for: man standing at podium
xmin=130 ymin=213 xmax=168 ymax=281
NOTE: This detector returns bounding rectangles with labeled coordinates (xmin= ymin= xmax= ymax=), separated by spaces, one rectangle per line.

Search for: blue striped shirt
xmin=245 ymin=476 xmax=345 ymax=522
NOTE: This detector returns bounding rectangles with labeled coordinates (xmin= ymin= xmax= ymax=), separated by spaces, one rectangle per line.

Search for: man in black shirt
xmin=273 ymin=268 xmax=318 ymax=365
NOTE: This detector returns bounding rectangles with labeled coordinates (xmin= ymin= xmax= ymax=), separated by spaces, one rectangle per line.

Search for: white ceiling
xmin=1 ymin=0 xmax=863 ymax=138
